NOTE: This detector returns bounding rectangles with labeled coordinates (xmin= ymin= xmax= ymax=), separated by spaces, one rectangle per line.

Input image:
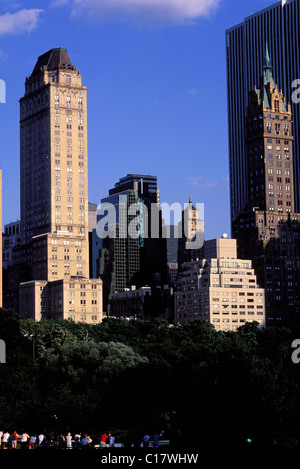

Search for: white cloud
xmin=202 ymin=180 xmax=218 ymax=188
xmin=0 ymin=9 xmax=44 ymax=36
xmin=52 ymin=0 xmax=220 ymax=24
xmin=0 ymin=50 xmax=8 ymax=61
xmin=50 ymin=0 xmax=69 ymax=7
xmin=186 ymin=176 xmax=203 ymax=187
xmin=188 ymin=88 xmax=199 ymax=95
xmin=186 ymin=176 xmax=219 ymax=189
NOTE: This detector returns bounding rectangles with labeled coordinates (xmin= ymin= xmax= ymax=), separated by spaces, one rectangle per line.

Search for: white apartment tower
xmin=175 ymin=236 xmax=266 ymax=331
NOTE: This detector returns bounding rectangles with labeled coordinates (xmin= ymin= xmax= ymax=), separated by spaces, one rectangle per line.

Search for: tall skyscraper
xmin=19 ymin=47 xmax=89 ymax=279
xmin=2 ymin=220 xmax=21 ymax=269
xmin=16 ymin=47 xmax=102 ymax=322
xmin=245 ymin=45 xmax=295 ymax=214
xmin=96 ymin=174 xmax=167 ymax=315
xmin=163 ymin=223 xmax=179 ymax=286
xmin=226 ymin=0 xmax=300 ymax=225
xmin=232 ymin=51 xmax=300 ymax=328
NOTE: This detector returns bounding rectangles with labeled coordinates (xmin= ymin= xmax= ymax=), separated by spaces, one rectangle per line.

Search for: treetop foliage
xmin=0 ymin=308 xmax=299 ymax=447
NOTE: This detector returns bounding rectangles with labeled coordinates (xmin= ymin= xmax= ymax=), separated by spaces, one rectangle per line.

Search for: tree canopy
xmin=0 ymin=309 xmax=300 ymax=447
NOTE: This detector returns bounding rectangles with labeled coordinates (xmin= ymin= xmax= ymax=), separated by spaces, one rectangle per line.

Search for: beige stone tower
xmin=18 ymin=48 xmax=102 ymax=322
xmin=20 ymin=47 xmax=89 ymax=280
xmin=177 ymin=196 xmax=204 ymax=270
xmin=233 ymin=45 xmax=300 ymax=328
xmin=245 ymin=44 xmax=295 ymax=214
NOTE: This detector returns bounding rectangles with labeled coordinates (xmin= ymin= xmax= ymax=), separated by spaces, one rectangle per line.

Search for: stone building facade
xmin=175 ymin=236 xmax=265 ymax=330
xmin=15 ymin=47 xmax=102 ymax=322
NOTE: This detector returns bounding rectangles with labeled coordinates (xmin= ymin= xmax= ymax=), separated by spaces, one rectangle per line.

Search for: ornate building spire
xmin=262 ymin=42 xmax=274 ymax=87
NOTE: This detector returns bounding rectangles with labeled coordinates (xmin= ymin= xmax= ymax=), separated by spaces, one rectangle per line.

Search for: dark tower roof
xmin=30 ymin=47 xmax=75 ymax=77
xmin=255 ymin=43 xmax=287 ymax=111
xmin=262 ymin=42 xmax=274 ymax=86
xmin=259 ymin=42 xmax=275 ymax=109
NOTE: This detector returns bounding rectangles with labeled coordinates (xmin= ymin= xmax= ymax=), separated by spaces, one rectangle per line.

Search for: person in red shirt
xmin=12 ymin=431 xmax=20 ymax=449
xmin=100 ymin=432 xmax=108 ymax=448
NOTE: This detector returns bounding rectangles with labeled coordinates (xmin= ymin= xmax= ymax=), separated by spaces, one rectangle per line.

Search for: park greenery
xmin=0 ymin=307 xmax=300 ymax=447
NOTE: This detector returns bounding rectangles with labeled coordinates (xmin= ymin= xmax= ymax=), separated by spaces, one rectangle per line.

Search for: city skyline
xmin=0 ymin=0 xmax=276 ymax=241
xmin=1 ymin=1 xmax=300 ymax=448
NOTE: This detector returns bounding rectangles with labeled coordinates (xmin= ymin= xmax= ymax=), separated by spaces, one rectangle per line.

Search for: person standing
xmin=143 ymin=434 xmax=150 ymax=448
xmin=2 ymin=431 xmax=10 ymax=449
xmin=108 ymin=432 xmax=115 ymax=448
xmin=20 ymin=432 xmax=30 ymax=449
xmin=0 ymin=430 xmax=3 ymax=449
xmin=29 ymin=434 xmax=36 ymax=449
xmin=152 ymin=433 xmax=160 ymax=448
xmin=100 ymin=432 xmax=108 ymax=448
xmin=38 ymin=433 xmax=45 ymax=447
xmin=11 ymin=431 xmax=20 ymax=449
xmin=74 ymin=433 xmax=81 ymax=449
xmin=66 ymin=432 xmax=72 ymax=449
xmin=80 ymin=434 xmax=90 ymax=448
xmin=58 ymin=433 xmax=66 ymax=449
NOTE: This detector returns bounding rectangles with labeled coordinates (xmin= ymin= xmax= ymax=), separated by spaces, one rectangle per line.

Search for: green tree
xmin=36 ymin=340 xmax=148 ymax=430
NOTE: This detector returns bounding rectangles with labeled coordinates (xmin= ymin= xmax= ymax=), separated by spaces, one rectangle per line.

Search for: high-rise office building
xmin=2 ymin=220 xmax=21 ymax=269
xmin=88 ymin=202 xmax=97 ymax=278
xmin=163 ymin=223 xmax=179 ymax=286
xmin=226 ymin=0 xmax=300 ymax=225
xmin=96 ymin=174 xmax=167 ymax=314
xmin=16 ymin=47 xmax=102 ymax=322
xmin=232 ymin=52 xmax=300 ymax=328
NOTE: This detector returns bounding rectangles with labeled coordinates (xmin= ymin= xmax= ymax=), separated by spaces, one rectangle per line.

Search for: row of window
xmin=212 ymin=316 xmax=263 ymax=323
xmin=211 ymin=261 xmax=250 ymax=268
xmin=55 ymin=94 xmax=83 ymax=109
xmin=54 ymin=130 xmax=84 ymax=139
xmin=69 ymin=283 xmax=98 ymax=289
xmin=68 ymin=315 xmax=99 ymax=321
xmin=55 ymin=115 xmax=83 ymax=124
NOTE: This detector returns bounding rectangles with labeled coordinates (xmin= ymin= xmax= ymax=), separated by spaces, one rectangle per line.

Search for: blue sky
xmin=0 ymin=0 xmax=275 ymax=240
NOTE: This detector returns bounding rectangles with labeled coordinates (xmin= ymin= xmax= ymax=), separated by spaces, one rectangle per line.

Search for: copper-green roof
xmin=258 ymin=43 xmax=286 ymax=111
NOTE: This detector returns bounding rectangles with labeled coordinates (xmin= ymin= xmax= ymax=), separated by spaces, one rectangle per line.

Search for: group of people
xmin=0 ymin=430 xmax=116 ymax=450
xmin=0 ymin=431 xmax=43 ymax=450
xmin=0 ymin=428 xmax=169 ymax=450
xmin=142 ymin=433 xmax=160 ymax=448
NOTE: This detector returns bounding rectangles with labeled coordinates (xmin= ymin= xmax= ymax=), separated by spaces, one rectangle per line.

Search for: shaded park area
xmin=1 ymin=308 xmax=300 ymax=448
